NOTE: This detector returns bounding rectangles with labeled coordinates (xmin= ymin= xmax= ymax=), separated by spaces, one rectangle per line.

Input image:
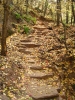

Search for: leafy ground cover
xmin=0 ymin=17 xmax=75 ymax=100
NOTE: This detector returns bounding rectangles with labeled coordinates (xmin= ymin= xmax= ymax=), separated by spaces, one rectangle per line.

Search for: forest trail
xmin=0 ymin=19 xmax=66 ymax=100
xmin=0 ymin=0 xmax=75 ymax=99
xmin=15 ymin=20 xmax=63 ymax=100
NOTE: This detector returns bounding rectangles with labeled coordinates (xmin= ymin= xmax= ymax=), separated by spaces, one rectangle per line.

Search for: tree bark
xmin=26 ymin=0 xmax=29 ymax=15
xmin=71 ymin=0 xmax=75 ymax=24
xmin=66 ymin=0 xmax=69 ymax=24
xmin=43 ymin=0 xmax=48 ymax=17
xmin=1 ymin=1 xmax=9 ymax=56
xmin=57 ymin=0 xmax=61 ymax=26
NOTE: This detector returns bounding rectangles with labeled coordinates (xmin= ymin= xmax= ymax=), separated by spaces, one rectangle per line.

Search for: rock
xmin=25 ymin=55 xmax=36 ymax=59
xmin=16 ymin=45 xmax=26 ymax=48
xmin=29 ymin=65 xmax=43 ymax=70
xmin=27 ymin=35 xmax=34 ymax=39
xmin=33 ymin=26 xmax=46 ymax=31
xmin=18 ymin=49 xmax=31 ymax=54
xmin=28 ymin=71 xmax=53 ymax=79
xmin=27 ymin=59 xmax=35 ymax=64
xmin=0 ymin=95 xmax=10 ymax=100
xmin=26 ymin=85 xmax=59 ymax=99
xmin=20 ymin=39 xmax=31 ymax=42
xmin=21 ymin=42 xmax=41 ymax=48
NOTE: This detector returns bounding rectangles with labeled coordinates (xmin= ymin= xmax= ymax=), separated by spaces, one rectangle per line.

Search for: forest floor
xmin=0 ymin=16 xmax=75 ymax=100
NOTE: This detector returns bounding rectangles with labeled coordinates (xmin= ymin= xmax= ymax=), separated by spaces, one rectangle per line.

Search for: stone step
xmin=27 ymin=35 xmax=34 ymax=39
xmin=21 ymin=43 xmax=41 ymax=48
xmin=29 ymin=65 xmax=43 ymax=70
xmin=18 ymin=49 xmax=31 ymax=54
xmin=20 ymin=39 xmax=31 ymax=42
xmin=16 ymin=45 xmax=26 ymax=48
xmin=26 ymin=59 xmax=35 ymax=64
xmin=33 ymin=26 xmax=47 ymax=31
xmin=28 ymin=71 xmax=53 ymax=79
xmin=25 ymin=55 xmax=36 ymax=58
xmin=20 ymin=39 xmax=36 ymax=43
xmin=26 ymin=84 xmax=59 ymax=100
xmin=16 ymin=43 xmax=41 ymax=48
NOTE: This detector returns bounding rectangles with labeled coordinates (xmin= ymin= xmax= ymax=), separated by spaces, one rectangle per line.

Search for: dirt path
xmin=0 ymin=20 xmax=66 ymax=100
xmin=15 ymin=20 xmax=63 ymax=100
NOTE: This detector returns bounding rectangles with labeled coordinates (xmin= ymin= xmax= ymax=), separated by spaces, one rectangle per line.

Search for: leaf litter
xmin=0 ymin=19 xmax=75 ymax=100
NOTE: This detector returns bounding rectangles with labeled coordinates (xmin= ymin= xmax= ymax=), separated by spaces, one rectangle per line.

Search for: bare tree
xmin=43 ymin=0 xmax=48 ymax=17
xmin=66 ymin=0 xmax=69 ymax=24
xmin=71 ymin=0 xmax=75 ymax=24
xmin=57 ymin=0 xmax=61 ymax=26
xmin=1 ymin=0 xmax=10 ymax=56
xmin=26 ymin=0 xmax=29 ymax=15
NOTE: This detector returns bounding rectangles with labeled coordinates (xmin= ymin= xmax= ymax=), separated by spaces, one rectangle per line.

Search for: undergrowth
xmin=14 ymin=12 xmax=22 ymax=20
xmin=14 ymin=12 xmax=36 ymax=24
xmin=23 ymin=25 xmax=30 ymax=34
xmin=24 ymin=15 xmax=36 ymax=24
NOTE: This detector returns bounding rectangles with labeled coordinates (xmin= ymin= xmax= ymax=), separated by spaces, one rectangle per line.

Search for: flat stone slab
xmin=27 ymin=59 xmax=35 ymax=64
xmin=25 ymin=55 xmax=36 ymax=58
xmin=28 ymin=71 xmax=53 ymax=79
xmin=21 ymin=43 xmax=41 ymax=48
xmin=21 ymin=42 xmax=41 ymax=48
xmin=16 ymin=45 xmax=26 ymax=48
xmin=27 ymin=35 xmax=34 ymax=38
xmin=18 ymin=49 xmax=31 ymax=54
xmin=26 ymin=85 xmax=59 ymax=99
xmin=33 ymin=26 xmax=47 ymax=31
xmin=20 ymin=39 xmax=31 ymax=42
xmin=29 ymin=65 xmax=43 ymax=70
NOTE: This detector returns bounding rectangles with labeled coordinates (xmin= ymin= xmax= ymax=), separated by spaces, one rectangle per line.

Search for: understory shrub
xmin=15 ymin=13 xmax=21 ymax=19
xmin=14 ymin=12 xmax=22 ymax=22
xmin=23 ymin=25 xmax=30 ymax=34
xmin=24 ymin=15 xmax=36 ymax=24
xmin=13 ymin=11 xmax=36 ymax=24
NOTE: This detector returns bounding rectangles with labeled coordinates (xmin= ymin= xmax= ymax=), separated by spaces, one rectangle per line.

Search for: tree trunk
xmin=43 ymin=0 xmax=48 ymax=17
xmin=1 ymin=1 xmax=9 ymax=56
xmin=73 ymin=2 xmax=75 ymax=24
xmin=66 ymin=0 xmax=69 ymax=24
xmin=57 ymin=0 xmax=61 ymax=26
xmin=71 ymin=0 xmax=75 ymax=24
xmin=26 ymin=0 xmax=29 ymax=15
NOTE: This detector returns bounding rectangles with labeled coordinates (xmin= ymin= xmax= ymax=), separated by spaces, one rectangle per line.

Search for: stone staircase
xmin=16 ymin=21 xmax=62 ymax=100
